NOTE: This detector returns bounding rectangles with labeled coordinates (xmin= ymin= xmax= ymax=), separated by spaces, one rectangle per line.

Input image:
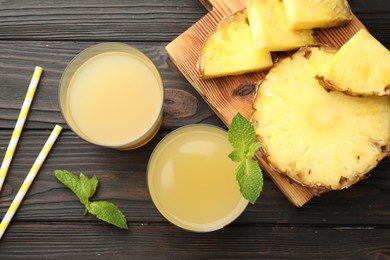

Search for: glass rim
xmin=146 ymin=124 xmax=249 ymax=233
xmin=58 ymin=42 xmax=164 ymax=149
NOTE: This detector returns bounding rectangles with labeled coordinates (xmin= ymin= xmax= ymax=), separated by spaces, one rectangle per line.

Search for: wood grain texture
xmin=0 ymin=0 xmax=387 ymax=45
xmin=0 ymin=0 xmax=206 ymax=41
xmin=166 ymin=0 xmax=386 ymax=207
xmin=0 ymin=223 xmax=389 ymax=258
xmin=0 ymin=0 xmax=389 ymax=258
xmin=0 ymin=130 xmax=389 ymax=225
xmin=0 ymin=41 xmax=223 ymax=130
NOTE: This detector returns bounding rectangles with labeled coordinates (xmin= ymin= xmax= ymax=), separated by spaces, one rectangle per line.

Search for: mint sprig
xmin=55 ymin=170 xmax=128 ymax=229
xmin=228 ymin=112 xmax=263 ymax=204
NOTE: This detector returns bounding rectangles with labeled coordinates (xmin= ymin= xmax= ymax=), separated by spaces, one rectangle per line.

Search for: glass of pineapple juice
xmin=147 ymin=125 xmax=248 ymax=232
xmin=59 ymin=43 xmax=164 ymax=149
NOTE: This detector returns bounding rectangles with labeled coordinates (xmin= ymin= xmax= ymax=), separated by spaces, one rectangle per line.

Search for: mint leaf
xmin=79 ymin=173 xmax=98 ymax=201
xmin=55 ymin=170 xmax=97 ymax=205
xmin=247 ymin=142 xmax=262 ymax=158
xmin=55 ymin=170 xmax=128 ymax=230
xmin=55 ymin=170 xmax=88 ymax=205
xmin=228 ymin=112 xmax=256 ymax=154
xmin=235 ymin=158 xmax=263 ymax=204
xmin=228 ymin=112 xmax=264 ymax=204
xmin=228 ymin=150 xmax=245 ymax=162
xmin=87 ymin=201 xmax=128 ymax=230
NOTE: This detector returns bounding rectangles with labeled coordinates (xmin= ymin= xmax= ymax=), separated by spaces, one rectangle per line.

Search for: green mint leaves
xmin=87 ymin=201 xmax=128 ymax=229
xmin=55 ymin=170 xmax=128 ymax=230
xmin=228 ymin=113 xmax=263 ymax=204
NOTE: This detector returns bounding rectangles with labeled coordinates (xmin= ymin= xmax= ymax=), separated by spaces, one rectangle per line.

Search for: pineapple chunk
xmin=246 ymin=0 xmax=316 ymax=51
xmin=317 ymin=29 xmax=390 ymax=96
xmin=284 ymin=0 xmax=352 ymax=30
xmin=253 ymin=46 xmax=390 ymax=190
xmin=199 ymin=10 xmax=273 ymax=79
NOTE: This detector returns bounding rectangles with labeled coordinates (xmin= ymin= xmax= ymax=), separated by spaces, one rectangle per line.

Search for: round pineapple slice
xmin=253 ymin=46 xmax=390 ymax=190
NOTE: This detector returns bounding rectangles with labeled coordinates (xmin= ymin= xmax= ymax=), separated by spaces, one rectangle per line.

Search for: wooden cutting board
xmin=166 ymin=0 xmax=366 ymax=207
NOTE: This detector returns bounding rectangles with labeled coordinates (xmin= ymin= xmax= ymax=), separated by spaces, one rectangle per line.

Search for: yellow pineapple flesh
xmin=198 ymin=10 xmax=273 ymax=79
xmin=283 ymin=0 xmax=352 ymax=30
xmin=317 ymin=29 xmax=390 ymax=96
xmin=253 ymin=46 xmax=390 ymax=190
xmin=245 ymin=0 xmax=316 ymax=51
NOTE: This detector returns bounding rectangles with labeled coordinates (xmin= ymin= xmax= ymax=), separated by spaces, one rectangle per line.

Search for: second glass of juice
xmin=147 ymin=125 xmax=248 ymax=232
xmin=59 ymin=43 xmax=164 ymax=149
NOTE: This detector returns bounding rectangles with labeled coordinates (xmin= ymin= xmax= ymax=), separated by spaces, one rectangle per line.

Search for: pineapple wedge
xmin=284 ymin=0 xmax=352 ymax=30
xmin=199 ymin=10 xmax=273 ymax=79
xmin=253 ymin=46 xmax=390 ymax=190
xmin=317 ymin=29 xmax=390 ymax=96
xmin=246 ymin=0 xmax=316 ymax=51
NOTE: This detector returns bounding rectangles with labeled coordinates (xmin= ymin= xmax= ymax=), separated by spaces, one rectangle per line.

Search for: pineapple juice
xmin=148 ymin=125 xmax=248 ymax=232
xmin=59 ymin=43 xmax=163 ymax=149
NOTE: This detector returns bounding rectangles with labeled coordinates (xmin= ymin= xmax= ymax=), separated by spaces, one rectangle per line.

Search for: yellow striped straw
xmin=0 ymin=125 xmax=62 ymax=240
xmin=0 ymin=66 xmax=43 ymax=192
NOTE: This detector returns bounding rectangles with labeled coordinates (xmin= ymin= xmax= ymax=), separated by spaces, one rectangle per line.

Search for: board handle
xmin=199 ymin=0 xmax=245 ymax=13
xmin=199 ymin=0 xmax=214 ymax=11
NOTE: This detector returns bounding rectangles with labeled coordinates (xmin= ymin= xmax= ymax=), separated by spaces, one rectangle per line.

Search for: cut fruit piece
xmin=284 ymin=0 xmax=352 ymax=30
xmin=199 ymin=10 xmax=273 ymax=79
xmin=253 ymin=46 xmax=390 ymax=191
xmin=246 ymin=0 xmax=316 ymax=51
xmin=317 ymin=29 xmax=390 ymax=96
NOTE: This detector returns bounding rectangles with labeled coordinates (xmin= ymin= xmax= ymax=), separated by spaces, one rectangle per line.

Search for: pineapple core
xmin=253 ymin=47 xmax=390 ymax=190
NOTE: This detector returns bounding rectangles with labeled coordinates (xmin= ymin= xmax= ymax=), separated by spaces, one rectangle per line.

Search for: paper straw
xmin=0 ymin=125 xmax=62 ymax=240
xmin=0 ymin=66 xmax=43 ymax=192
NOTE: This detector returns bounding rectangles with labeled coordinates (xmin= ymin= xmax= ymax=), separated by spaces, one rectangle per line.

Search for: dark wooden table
xmin=0 ymin=0 xmax=389 ymax=258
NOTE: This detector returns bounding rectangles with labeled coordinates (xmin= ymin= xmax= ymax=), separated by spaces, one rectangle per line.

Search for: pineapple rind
xmin=318 ymin=29 xmax=390 ymax=96
xmin=253 ymin=46 xmax=390 ymax=190
xmin=199 ymin=10 xmax=273 ymax=79
xmin=284 ymin=0 xmax=352 ymax=30
xmin=246 ymin=0 xmax=316 ymax=51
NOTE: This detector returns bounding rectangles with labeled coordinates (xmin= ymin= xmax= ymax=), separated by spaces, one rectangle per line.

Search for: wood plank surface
xmin=0 ymin=0 xmax=389 ymax=258
xmin=0 ymin=0 xmax=206 ymax=41
xmin=0 ymin=130 xmax=389 ymax=225
xmin=0 ymin=41 xmax=222 ymax=129
xmin=0 ymin=0 xmax=387 ymax=43
xmin=0 ymin=223 xmax=389 ymax=259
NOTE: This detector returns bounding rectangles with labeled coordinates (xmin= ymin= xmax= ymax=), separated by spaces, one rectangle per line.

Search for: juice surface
xmin=68 ymin=51 xmax=162 ymax=146
xmin=148 ymin=125 xmax=248 ymax=232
